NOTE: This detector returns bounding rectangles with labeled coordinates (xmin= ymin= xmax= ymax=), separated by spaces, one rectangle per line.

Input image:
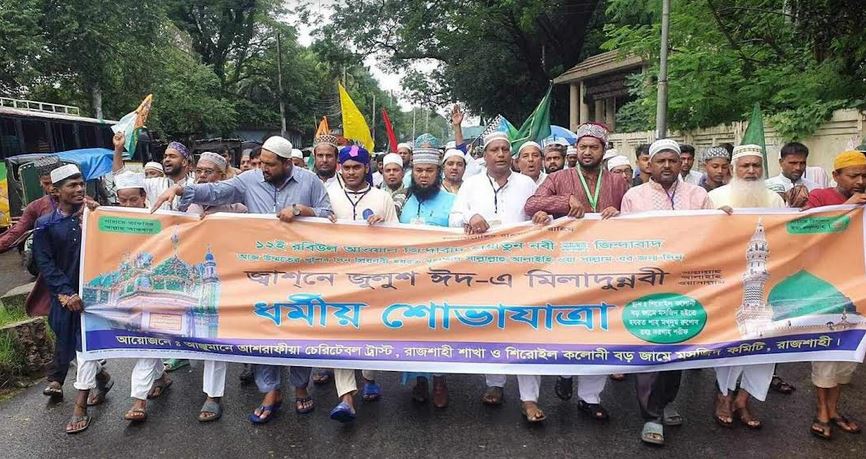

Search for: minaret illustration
xmin=736 ymin=219 xmax=774 ymax=337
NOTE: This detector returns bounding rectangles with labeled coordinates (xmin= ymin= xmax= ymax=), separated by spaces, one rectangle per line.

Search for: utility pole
xmin=371 ymin=94 xmax=376 ymax=148
xmin=425 ymin=109 xmax=429 ymax=132
xmin=655 ymin=0 xmax=671 ymax=139
xmin=412 ymin=108 xmax=416 ymax=141
xmin=276 ymin=32 xmax=287 ymax=138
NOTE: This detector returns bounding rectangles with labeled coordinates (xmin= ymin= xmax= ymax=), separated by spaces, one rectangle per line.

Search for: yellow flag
xmin=338 ymin=83 xmax=374 ymax=151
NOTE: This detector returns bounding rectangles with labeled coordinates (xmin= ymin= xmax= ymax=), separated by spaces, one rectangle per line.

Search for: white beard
xmin=729 ymin=176 xmax=773 ymax=208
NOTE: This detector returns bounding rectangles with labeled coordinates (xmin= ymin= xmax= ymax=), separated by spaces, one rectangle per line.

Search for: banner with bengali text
xmin=80 ymin=206 xmax=866 ymax=374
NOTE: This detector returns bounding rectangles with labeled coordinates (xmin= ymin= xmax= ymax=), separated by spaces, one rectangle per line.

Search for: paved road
xmin=1 ymin=252 xmax=865 ymax=458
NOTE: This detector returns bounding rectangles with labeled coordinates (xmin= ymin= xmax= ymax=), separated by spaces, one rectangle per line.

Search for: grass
xmin=0 ymin=308 xmax=35 ymax=388
xmin=0 ymin=307 xmax=28 ymax=328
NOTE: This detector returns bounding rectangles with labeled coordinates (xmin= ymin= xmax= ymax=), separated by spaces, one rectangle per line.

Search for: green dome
xmin=768 ymin=270 xmax=856 ymax=320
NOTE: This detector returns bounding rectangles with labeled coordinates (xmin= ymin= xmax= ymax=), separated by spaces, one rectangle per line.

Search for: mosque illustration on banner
xmin=82 ymin=228 xmax=220 ymax=338
xmin=736 ymin=219 xmax=866 ymax=338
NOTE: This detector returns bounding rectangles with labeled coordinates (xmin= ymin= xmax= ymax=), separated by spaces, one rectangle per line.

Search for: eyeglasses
xmin=196 ymin=168 xmax=218 ymax=176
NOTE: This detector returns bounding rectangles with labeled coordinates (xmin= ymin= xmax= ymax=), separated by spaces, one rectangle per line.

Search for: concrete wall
xmin=608 ymin=109 xmax=866 ymax=176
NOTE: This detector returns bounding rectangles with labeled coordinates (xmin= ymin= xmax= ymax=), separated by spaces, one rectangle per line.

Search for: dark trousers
xmin=635 ymin=370 xmax=682 ymax=421
xmin=45 ymin=300 xmax=79 ymax=384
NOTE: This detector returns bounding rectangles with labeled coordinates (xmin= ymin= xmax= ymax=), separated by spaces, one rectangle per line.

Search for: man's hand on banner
xmin=532 ymin=211 xmax=551 ymax=225
xmin=466 ymin=214 xmax=490 ymax=234
xmin=718 ymin=206 xmax=734 ymax=215
xmin=599 ymin=207 xmax=619 ymax=219
xmin=367 ymin=214 xmax=385 ymax=225
xmin=150 ymin=184 xmax=183 ymax=213
xmin=59 ymin=293 xmax=83 ymax=312
xmin=845 ymin=192 xmax=866 ymax=206
xmin=567 ymin=195 xmax=585 ymax=218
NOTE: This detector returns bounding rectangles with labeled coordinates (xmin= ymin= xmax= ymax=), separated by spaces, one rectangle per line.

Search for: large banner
xmin=80 ymin=206 xmax=866 ymax=375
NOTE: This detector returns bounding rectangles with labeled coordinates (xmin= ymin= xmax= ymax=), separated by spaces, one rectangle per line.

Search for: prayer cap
xmin=262 ymin=136 xmax=293 ymax=159
xmin=649 ymin=139 xmax=681 ymax=159
xmin=566 ymin=145 xmax=577 ymax=156
xmin=413 ymin=150 xmax=440 ymax=166
xmin=442 ymin=149 xmax=466 ymax=164
xmin=603 ymin=148 xmax=619 ymax=161
xmin=517 ymin=141 xmax=542 ymax=156
xmin=144 ymin=161 xmax=163 ymax=173
xmin=291 ymin=149 xmax=304 ymax=160
xmin=115 ymin=171 xmax=145 ymax=190
xmin=542 ymin=137 xmax=568 ymax=148
xmin=575 ymin=122 xmax=610 ymax=145
xmin=199 ymin=151 xmax=227 ymax=172
xmin=383 ymin=153 xmax=403 ymax=167
xmin=397 ymin=142 xmax=413 ymax=151
xmin=339 ymin=145 xmax=371 ymax=165
xmin=482 ymin=131 xmax=510 ymax=150
xmin=833 ymin=150 xmax=866 ymax=171
xmin=415 ymin=133 xmax=440 ymax=149
xmin=702 ymin=146 xmax=730 ymax=163
xmin=731 ymin=144 xmax=763 ymax=162
xmin=240 ymin=149 xmax=251 ymax=160
xmin=606 ymin=155 xmax=632 ymax=171
xmin=167 ymin=141 xmax=190 ymax=159
xmin=50 ymin=164 xmax=81 ymax=184
xmin=314 ymin=134 xmax=339 ymax=149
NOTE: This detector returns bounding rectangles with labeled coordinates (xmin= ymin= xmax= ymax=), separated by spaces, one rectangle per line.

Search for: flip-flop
xmin=830 ymin=415 xmax=861 ymax=434
xmin=577 ymin=400 xmax=609 ymax=421
xmin=124 ymin=407 xmax=147 ymax=422
xmin=87 ymin=378 xmax=114 ymax=406
xmin=312 ymin=369 xmax=333 ymax=385
xmin=198 ymin=399 xmax=223 ymax=422
xmin=770 ymin=375 xmax=795 ymax=394
xmin=811 ymin=418 xmax=832 ymax=440
xmin=249 ymin=401 xmax=281 ymax=424
xmin=329 ymin=401 xmax=356 ymax=423
xmin=361 ymin=381 xmax=381 ymax=402
xmin=65 ymin=415 xmax=92 ymax=434
xmin=663 ymin=405 xmax=683 ymax=426
xmin=295 ymin=396 xmax=315 ymax=415
xmin=734 ymin=406 xmax=762 ymax=430
xmin=163 ymin=359 xmax=190 ymax=372
xmin=43 ymin=383 xmax=63 ymax=398
xmin=555 ymin=376 xmax=573 ymax=401
xmin=147 ymin=378 xmax=173 ymax=400
xmin=520 ymin=401 xmax=547 ymax=423
xmin=641 ymin=421 xmax=665 ymax=445
xmin=481 ymin=386 xmax=504 ymax=406
xmin=412 ymin=377 xmax=429 ymax=403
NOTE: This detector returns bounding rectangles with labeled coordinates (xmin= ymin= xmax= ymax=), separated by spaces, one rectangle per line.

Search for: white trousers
xmin=202 ymin=360 xmax=227 ymax=398
xmin=557 ymin=374 xmax=607 ymax=404
xmin=130 ymin=358 xmax=165 ymax=400
xmin=485 ymin=374 xmax=541 ymax=402
xmin=714 ymin=363 xmax=774 ymax=402
xmin=335 ymin=369 xmax=376 ymax=397
xmin=73 ymin=352 xmax=103 ymax=391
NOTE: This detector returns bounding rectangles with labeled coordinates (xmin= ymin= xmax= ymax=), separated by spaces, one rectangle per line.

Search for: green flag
xmin=741 ymin=103 xmax=768 ymax=178
xmin=509 ymin=85 xmax=552 ymax=154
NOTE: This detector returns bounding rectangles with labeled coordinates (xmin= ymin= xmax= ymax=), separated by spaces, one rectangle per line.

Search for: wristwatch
xmin=292 ymin=204 xmax=301 ymax=216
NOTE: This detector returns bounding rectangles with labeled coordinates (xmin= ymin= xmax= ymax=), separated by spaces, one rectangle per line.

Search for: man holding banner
xmin=150 ymin=135 xmax=332 ymax=424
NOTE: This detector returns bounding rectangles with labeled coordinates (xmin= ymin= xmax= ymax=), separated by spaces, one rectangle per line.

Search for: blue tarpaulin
xmin=17 ymin=148 xmax=114 ymax=181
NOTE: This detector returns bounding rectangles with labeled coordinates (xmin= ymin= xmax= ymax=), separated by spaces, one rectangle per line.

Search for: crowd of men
xmin=3 ymin=109 xmax=866 ymax=445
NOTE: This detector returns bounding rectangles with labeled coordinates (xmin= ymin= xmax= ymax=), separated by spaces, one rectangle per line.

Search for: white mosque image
xmin=736 ymin=219 xmax=866 ymax=338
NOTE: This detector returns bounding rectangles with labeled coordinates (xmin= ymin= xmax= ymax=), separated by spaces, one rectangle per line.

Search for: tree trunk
xmin=91 ymin=84 xmax=103 ymax=120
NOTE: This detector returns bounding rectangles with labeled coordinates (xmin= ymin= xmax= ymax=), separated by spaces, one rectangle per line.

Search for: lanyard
xmin=576 ymin=167 xmax=602 ymax=212
xmin=487 ymin=174 xmax=506 ymax=214
xmin=343 ymin=186 xmax=371 ymax=220
xmin=665 ymin=181 xmax=678 ymax=209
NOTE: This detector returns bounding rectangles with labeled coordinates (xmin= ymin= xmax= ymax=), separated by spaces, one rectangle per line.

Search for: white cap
xmin=482 ymin=131 xmax=510 ymax=150
xmin=115 ymin=171 xmax=145 ymax=190
xmin=517 ymin=141 xmax=543 ymax=156
xmin=383 ymin=153 xmax=403 ymax=167
xmin=543 ymin=137 xmax=569 ymax=148
xmin=144 ymin=161 xmax=163 ymax=173
xmin=291 ymin=148 xmax=304 ymax=160
xmin=649 ymin=139 xmax=681 ymax=159
xmin=603 ymin=148 xmax=619 ymax=161
xmin=262 ymin=136 xmax=293 ymax=158
xmin=731 ymin=144 xmax=763 ymax=162
xmin=397 ymin=142 xmax=412 ymax=151
xmin=566 ymin=146 xmax=577 ymax=156
xmin=445 ymin=141 xmax=457 ymax=149
xmin=50 ymin=164 xmax=81 ymax=184
xmin=198 ymin=151 xmax=227 ymax=172
xmin=606 ymin=155 xmax=632 ymax=171
xmin=442 ymin=149 xmax=466 ymax=164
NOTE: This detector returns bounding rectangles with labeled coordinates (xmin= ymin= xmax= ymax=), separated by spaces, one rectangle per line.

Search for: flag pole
xmin=655 ymin=0 xmax=670 ymax=138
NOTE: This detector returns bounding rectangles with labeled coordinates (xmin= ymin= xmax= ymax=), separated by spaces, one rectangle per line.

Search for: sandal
xmin=734 ymin=405 xmax=762 ymax=430
xmin=521 ymin=401 xmax=547 ymax=423
xmin=641 ymin=421 xmax=664 ymax=445
xmin=811 ymin=418 xmax=832 ymax=440
xmin=412 ymin=376 xmax=429 ymax=403
xmin=577 ymin=400 xmax=609 ymax=421
xmin=329 ymin=401 xmax=356 ymax=423
xmin=609 ymin=374 xmax=626 ymax=382
xmin=432 ymin=376 xmax=448 ymax=409
xmin=124 ymin=407 xmax=147 ymax=422
xmin=65 ymin=414 xmax=92 ymax=434
xmin=238 ymin=364 xmax=254 ymax=383
xmin=43 ymin=382 xmax=63 ymax=398
xmin=249 ymin=401 xmax=282 ymax=424
xmin=481 ymin=386 xmax=504 ymax=406
xmin=770 ymin=375 xmax=795 ymax=395
xmin=295 ymin=396 xmax=315 ymax=414
xmin=312 ymin=369 xmax=333 ymax=385
xmin=555 ymin=376 xmax=573 ymax=401
xmin=713 ymin=393 xmax=733 ymax=428
xmin=87 ymin=378 xmax=114 ymax=406
xmin=147 ymin=377 xmax=173 ymax=399
xmin=198 ymin=399 xmax=223 ymax=422
xmin=663 ymin=405 xmax=684 ymax=426
xmin=163 ymin=359 xmax=189 ymax=372
xmin=361 ymin=381 xmax=381 ymax=402
xmin=830 ymin=415 xmax=861 ymax=434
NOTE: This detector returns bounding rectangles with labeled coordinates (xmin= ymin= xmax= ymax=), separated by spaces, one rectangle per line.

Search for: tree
xmin=0 ymin=0 xmax=43 ymax=95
